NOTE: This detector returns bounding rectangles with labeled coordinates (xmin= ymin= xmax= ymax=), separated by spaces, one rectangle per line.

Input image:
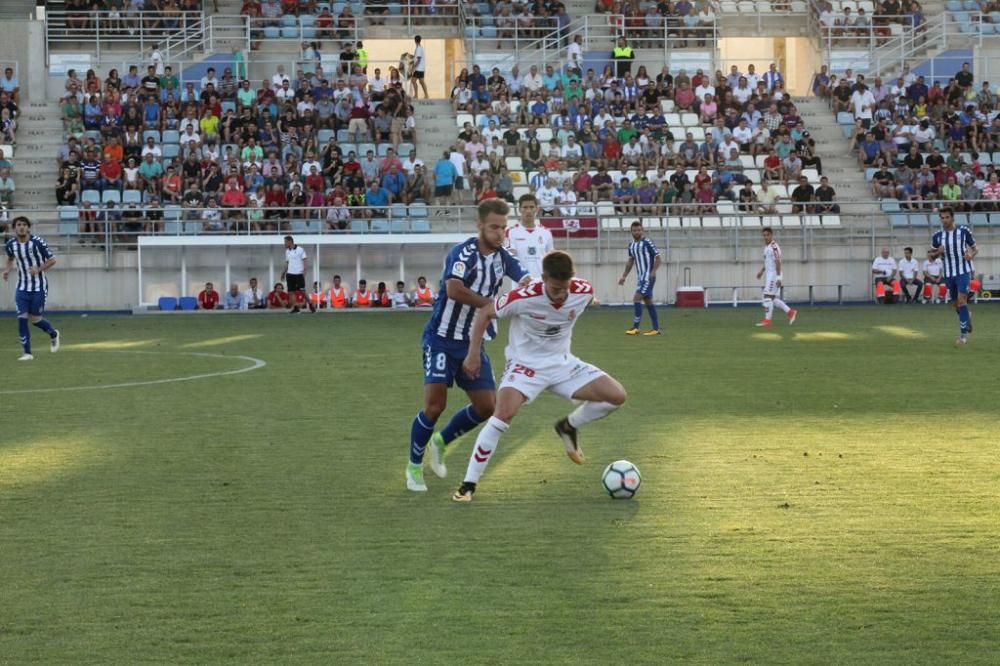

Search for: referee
xmin=282 ymin=235 xmax=314 ymax=313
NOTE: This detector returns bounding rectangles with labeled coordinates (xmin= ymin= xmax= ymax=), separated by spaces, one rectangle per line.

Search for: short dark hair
xmin=518 ymin=193 xmax=538 ymax=206
xmin=904 ymin=246 xmax=913 ymax=252
xmin=477 ymin=197 xmax=510 ymax=221
xmin=542 ymin=251 xmax=575 ymax=281
xmin=418 ymin=275 xmax=426 ymax=281
xmin=284 ymin=235 xmax=294 ymax=242
xmin=12 ymin=216 xmax=30 ymax=227
xmin=762 ymin=226 xmax=773 ymax=233
xmin=333 ymin=274 xmax=341 ymax=279
xmin=940 ymin=207 xmax=954 ymax=218
xmin=359 ymin=279 xmax=367 ymax=285
xmin=630 ymin=221 xmax=642 ymax=229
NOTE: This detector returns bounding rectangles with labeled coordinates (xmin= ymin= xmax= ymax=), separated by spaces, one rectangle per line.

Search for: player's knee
xmin=423 ymin=398 xmax=446 ymax=421
xmin=470 ymin=397 xmax=494 ymax=420
xmin=605 ymin=381 xmax=628 ymax=406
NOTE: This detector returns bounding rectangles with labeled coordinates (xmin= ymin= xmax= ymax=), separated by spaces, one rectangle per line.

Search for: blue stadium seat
xmin=390 ymin=203 xmax=408 ymax=219
xmin=82 ymin=189 xmax=101 ymax=205
xmin=377 ymin=143 xmax=392 ymax=157
xmin=336 ymin=129 xmax=350 ymax=143
xmin=332 ymin=2 xmax=345 ymax=14
xmin=397 ymin=142 xmax=415 ymax=156
xmin=909 ymin=213 xmax=930 ymax=227
xmin=945 ymin=0 xmax=962 ymax=9
xmin=881 ymin=198 xmax=900 ymax=212
xmin=183 ymin=221 xmax=202 ymax=234
xmin=409 ymin=202 xmax=428 ymax=218
xmin=970 ymin=213 xmax=988 ymax=227
xmin=410 ymin=218 xmax=431 ymax=233
xmin=318 ymin=129 xmax=334 ymax=144
xmin=370 ymin=218 xmax=390 ymax=233
xmin=954 ymin=212 xmax=969 ymax=227
xmin=123 ymin=190 xmax=142 ymax=204
xmin=162 ymin=130 xmax=180 ymax=144
xmin=221 ymin=100 xmax=237 ymax=115
xmin=390 ymin=219 xmax=409 ymax=233
xmin=889 ymin=213 xmax=909 ymax=229
xmin=990 ymin=213 xmax=1000 ymax=226
xmin=388 ymin=2 xmax=402 ymax=14
xmin=480 ymin=25 xmax=497 ymax=38
xmin=178 ymin=296 xmax=198 ymax=310
xmin=162 ymin=144 xmax=180 ymax=159
xmin=465 ymin=26 xmax=479 ymax=39
xmin=58 ymin=206 xmax=79 ymax=235
xmin=158 ymin=296 xmax=178 ymax=311
xmin=281 ymin=14 xmax=297 ymax=26
xmin=350 ymin=219 xmax=369 ymax=233
xmin=281 ymin=26 xmax=300 ymax=38
xmin=357 ymin=142 xmax=376 ymax=156
xmin=836 ymin=112 xmax=854 ymax=125
xmin=143 ymin=130 xmax=161 ymax=143
xmin=264 ymin=26 xmax=280 ymax=39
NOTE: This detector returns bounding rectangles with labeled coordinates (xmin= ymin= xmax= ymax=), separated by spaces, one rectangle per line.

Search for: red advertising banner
xmin=539 ymin=216 xmax=599 ymax=238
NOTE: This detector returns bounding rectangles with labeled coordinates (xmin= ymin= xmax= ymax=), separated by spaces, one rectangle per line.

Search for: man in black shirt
xmin=790 ymin=175 xmax=814 ymax=214
xmin=814 ymin=176 xmax=840 ymax=213
xmin=871 ymin=162 xmax=896 ymax=198
xmin=833 ymin=79 xmax=853 ymax=113
xmin=141 ymin=66 xmax=160 ymax=94
xmin=955 ymin=62 xmax=974 ymax=91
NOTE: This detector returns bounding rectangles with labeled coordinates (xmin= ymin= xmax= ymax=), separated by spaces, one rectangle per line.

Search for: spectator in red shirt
xmin=198 ymin=282 xmax=220 ymax=310
xmin=268 ymin=282 xmax=290 ymax=308
xmin=99 ymin=156 xmax=123 ymax=192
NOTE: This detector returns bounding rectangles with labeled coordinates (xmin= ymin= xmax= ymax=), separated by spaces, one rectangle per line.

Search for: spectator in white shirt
xmin=561 ymin=135 xmax=583 ymax=166
xmin=244 ymin=277 xmax=266 ymax=309
xmin=558 ymin=181 xmax=578 ymax=216
xmin=535 ymin=178 xmax=559 ymax=215
xmin=851 ymin=84 xmax=876 ymax=125
xmin=872 ymin=247 xmax=898 ymax=302
xmin=523 ymin=65 xmax=544 ymax=93
xmin=402 ymin=150 xmax=424 ymax=175
xmin=897 ymin=246 xmax=922 ymax=303
xmin=271 ymin=65 xmax=291 ymax=90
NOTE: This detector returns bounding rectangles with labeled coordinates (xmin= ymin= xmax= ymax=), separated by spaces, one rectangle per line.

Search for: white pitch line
xmin=0 ymin=350 xmax=267 ymax=395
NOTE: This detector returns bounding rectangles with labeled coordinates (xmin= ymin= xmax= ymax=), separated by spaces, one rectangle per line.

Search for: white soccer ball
xmin=601 ymin=460 xmax=641 ymax=499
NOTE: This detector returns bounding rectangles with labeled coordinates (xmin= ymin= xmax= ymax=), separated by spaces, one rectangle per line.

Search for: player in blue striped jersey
xmin=618 ymin=220 xmax=662 ymax=336
xmin=3 ymin=217 xmax=60 ymax=361
xmin=406 ymin=198 xmax=530 ymax=492
xmin=929 ymin=207 xmax=977 ymax=346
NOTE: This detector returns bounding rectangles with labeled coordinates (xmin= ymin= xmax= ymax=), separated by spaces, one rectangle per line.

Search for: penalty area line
xmin=0 ymin=350 xmax=267 ymax=395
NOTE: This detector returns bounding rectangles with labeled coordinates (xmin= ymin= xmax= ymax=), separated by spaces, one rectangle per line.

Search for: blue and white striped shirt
xmin=932 ymin=225 xmax=976 ymax=278
xmin=5 ymin=234 xmax=54 ymax=292
xmin=424 ymin=237 xmax=528 ymax=343
xmin=628 ymin=236 xmax=660 ymax=280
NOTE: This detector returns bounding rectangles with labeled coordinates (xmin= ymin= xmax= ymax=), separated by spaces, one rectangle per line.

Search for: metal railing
xmin=45 ymin=10 xmax=207 ymax=63
xmin=461 ymin=13 xmax=719 ymax=75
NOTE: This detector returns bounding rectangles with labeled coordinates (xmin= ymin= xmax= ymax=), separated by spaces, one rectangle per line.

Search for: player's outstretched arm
xmin=463 ymin=301 xmax=498 ymax=379
xmin=31 ymin=257 xmax=56 ymax=275
xmin=446 ymin=278 xmax=492 ymax=308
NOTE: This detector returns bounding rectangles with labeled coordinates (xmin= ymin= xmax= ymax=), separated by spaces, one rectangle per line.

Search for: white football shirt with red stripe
xmin=494 ymin=278 xmax=594 ymax=366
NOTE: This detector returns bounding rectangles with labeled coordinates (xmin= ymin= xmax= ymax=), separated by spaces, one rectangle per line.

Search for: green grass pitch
xmin=1 ymin=306 xmax=998 ymax=664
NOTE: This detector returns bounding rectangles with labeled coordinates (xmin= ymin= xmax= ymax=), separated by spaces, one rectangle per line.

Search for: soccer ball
xmin=601 ymin=460 xmax=641 ymax=499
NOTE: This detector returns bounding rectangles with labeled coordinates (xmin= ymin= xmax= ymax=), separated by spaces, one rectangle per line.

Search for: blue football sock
xmin=632 ymin=301 xmax=642 ymax=327
xmin=647 ymin=303 xmax=660 ymax=330
xmin=439 ymin=404 xmax=487 ymax=445
xmin=18 ymin=318 xmax=30 ymax=354
xmin=409 ymin=411 xmax=436 ymax=465
xmin=958 ymin=304 xmax=970 ymax=334
xmin=33 ymin=319 xmax=56 ymax=337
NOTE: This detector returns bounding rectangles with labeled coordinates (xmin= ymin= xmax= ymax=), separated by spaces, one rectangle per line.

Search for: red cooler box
xmin=675 ymin=286 xmax=706 ymax=308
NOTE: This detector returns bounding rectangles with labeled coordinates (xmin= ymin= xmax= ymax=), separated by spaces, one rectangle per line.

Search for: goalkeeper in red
xmin=452 ymin=251 xmax=628 ymax=502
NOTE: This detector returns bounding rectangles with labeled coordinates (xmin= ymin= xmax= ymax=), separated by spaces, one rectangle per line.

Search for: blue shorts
xmin=945 ymin=272 xmax=971 ymax=300
xmin=15 ymin=289 xmax=46 ymax=317
xmin=635 ymin=277 xmax=655 ymax=299
xmin=422 ymin=336 xmax=496 ymax=391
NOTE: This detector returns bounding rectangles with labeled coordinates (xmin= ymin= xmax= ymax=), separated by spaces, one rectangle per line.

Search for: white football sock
xmin=772 ymin=297 xmax=791 ymax=313
xmin=567 ymin=401 xmax=619 ymax=429
xmin=763 ymin=299 xmax=775 ymax=320
xmin=463 ymin=416 xmax=508 ymax=483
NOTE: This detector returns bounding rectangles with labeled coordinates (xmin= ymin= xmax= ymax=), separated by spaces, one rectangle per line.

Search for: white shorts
xmin=763 ymin=274 xmax=780 ymax=296
xmin=499 ymin=355 xmax=606 ymax=403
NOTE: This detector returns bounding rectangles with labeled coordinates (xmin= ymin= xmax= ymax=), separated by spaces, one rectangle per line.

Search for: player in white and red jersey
xmin=755 ymin=226 xmax=797 ymax=327
xmin=452 ymin=250 xmax=628 ymax=502
xmin=504 ymin=193 xmax=554 ymax=278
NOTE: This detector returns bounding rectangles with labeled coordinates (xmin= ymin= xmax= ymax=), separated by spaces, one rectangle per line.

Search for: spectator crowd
xmin=55 ymin=42 xmax=426 ymax=237
xmin=440 ymin=55 xmax=837 ymax=217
